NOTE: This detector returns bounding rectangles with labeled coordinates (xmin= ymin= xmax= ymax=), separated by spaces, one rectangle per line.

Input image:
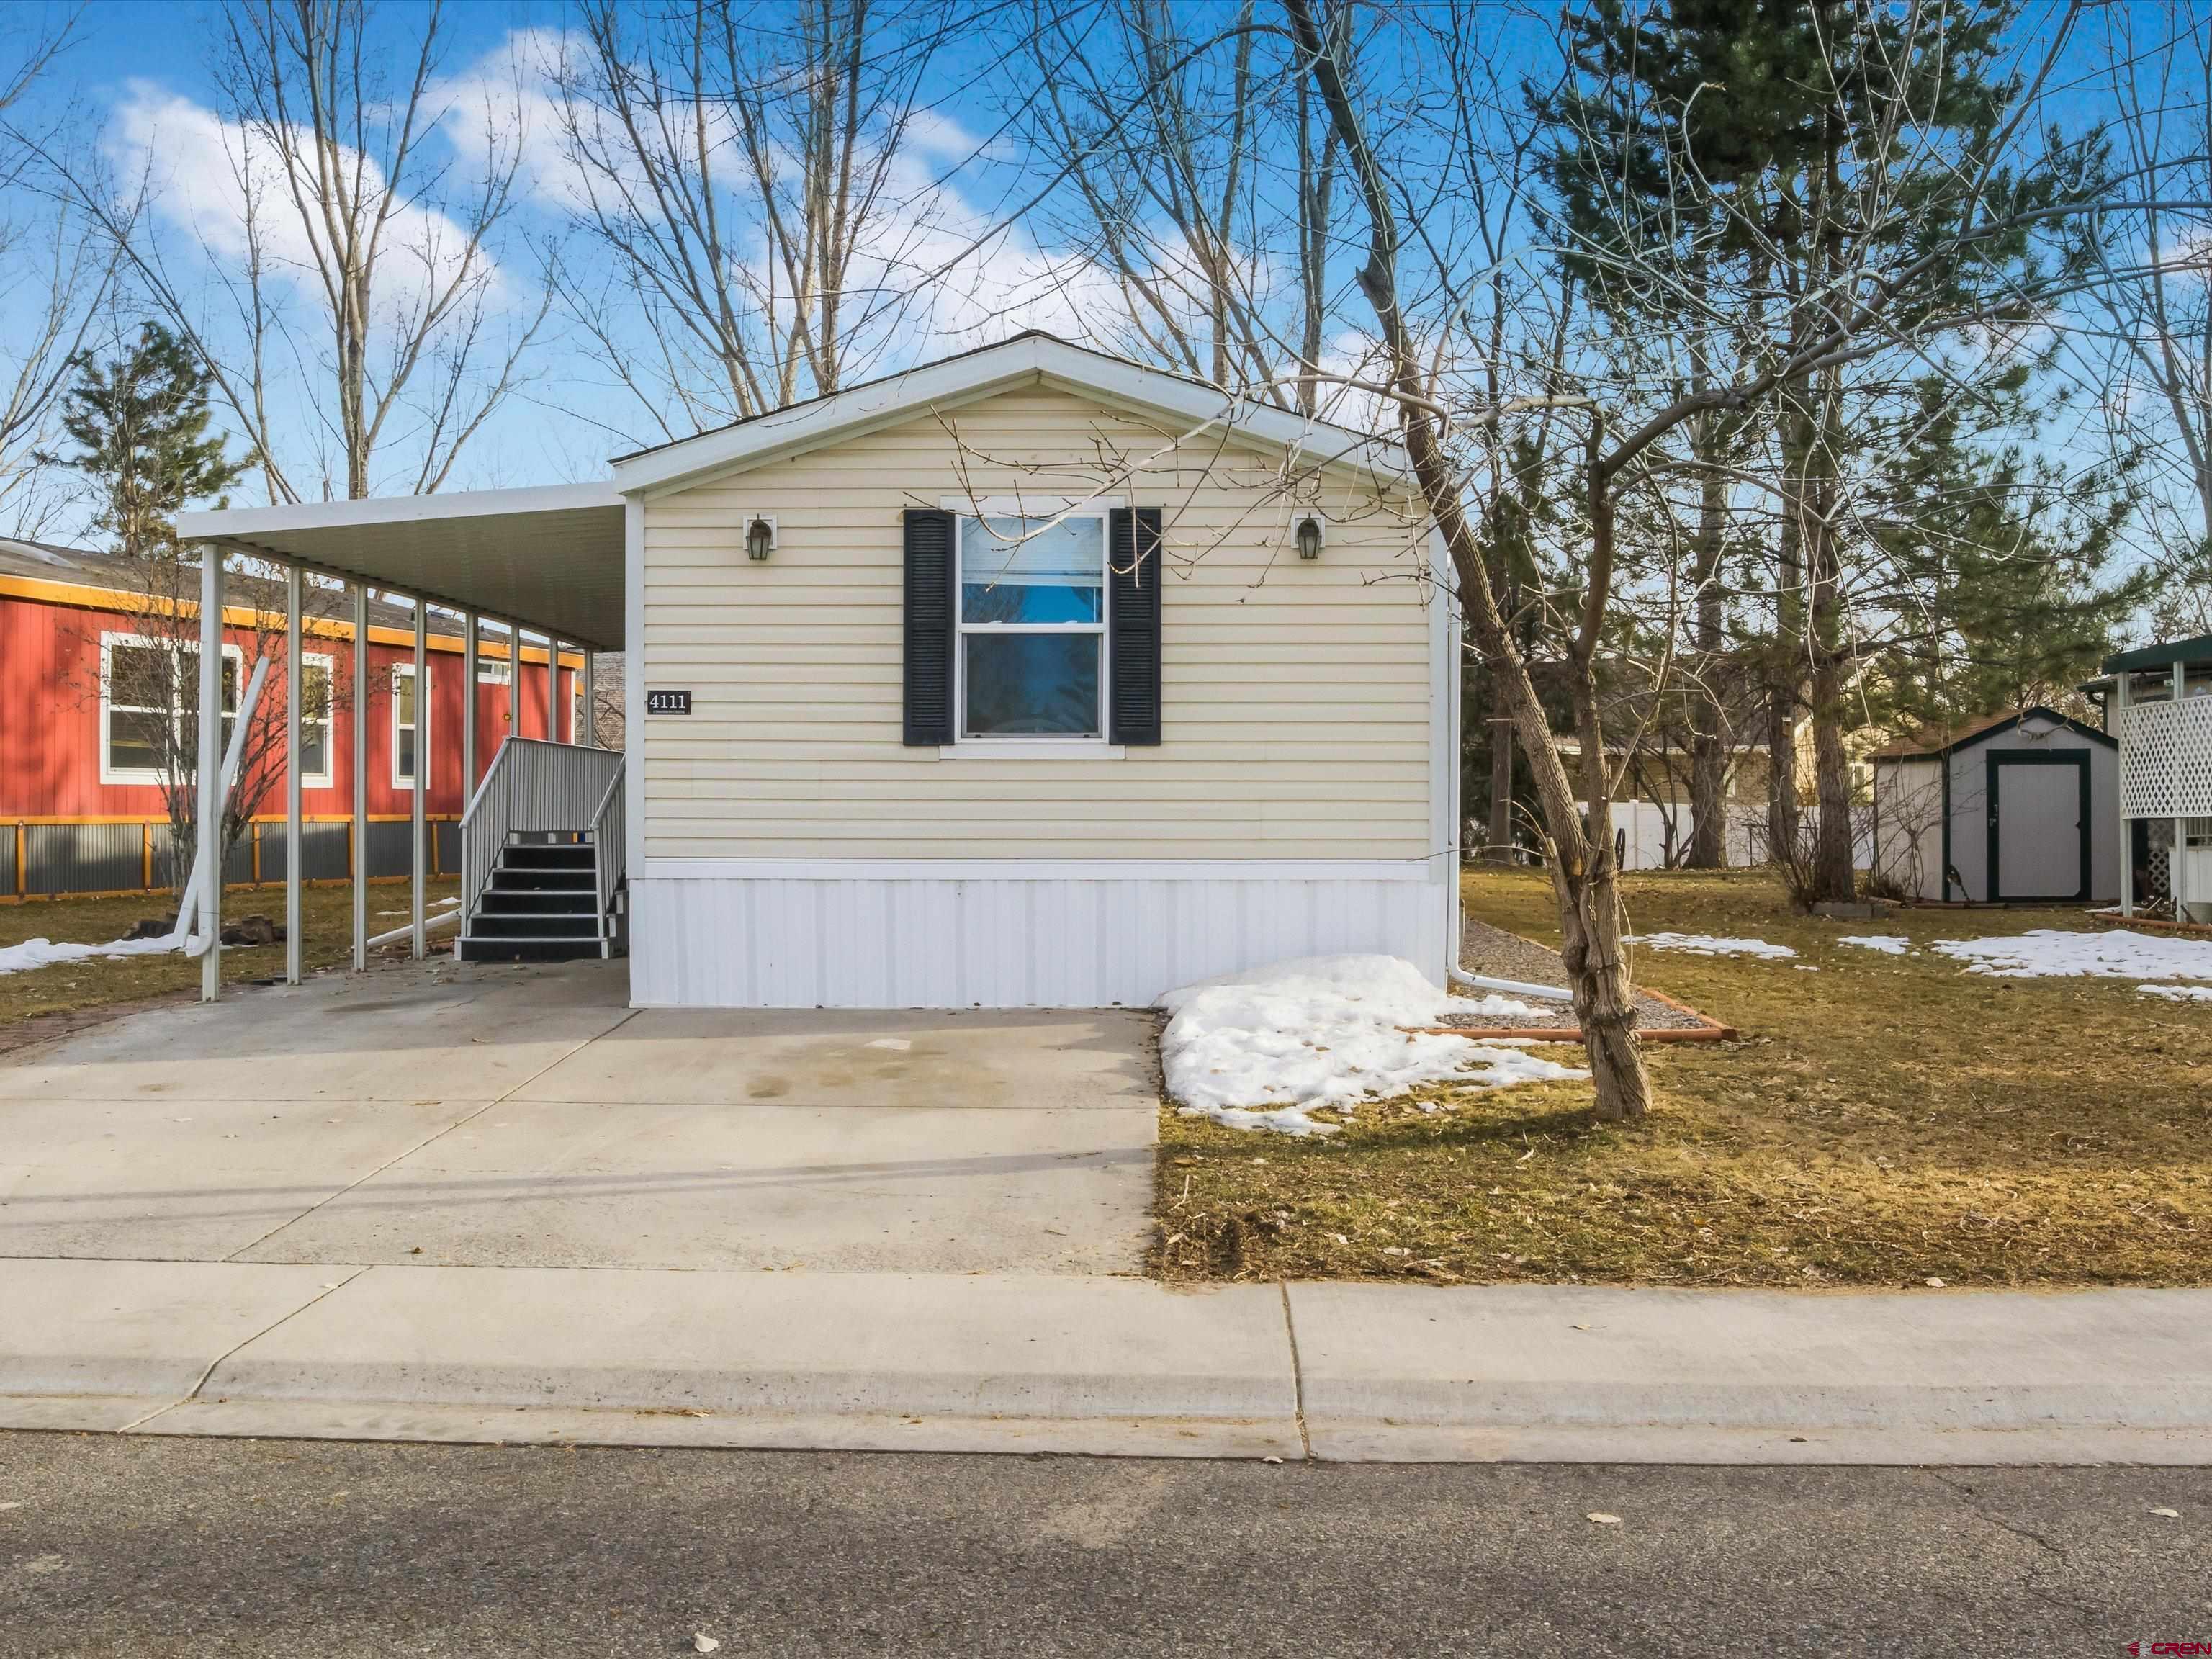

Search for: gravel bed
xmin=1450 ymin=917 xmax=1712 ymax=1032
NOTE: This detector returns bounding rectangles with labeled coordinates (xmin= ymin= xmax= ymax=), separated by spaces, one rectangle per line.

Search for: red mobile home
xmin=1 ymin=537 xmax=583 ymax=899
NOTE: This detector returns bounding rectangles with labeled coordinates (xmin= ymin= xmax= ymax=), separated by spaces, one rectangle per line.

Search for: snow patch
xmin=1839 ymin=935 xmax=1912 ymax=956
xmin=1629 ymin=933 xmax=1797 ymax=960
xmin=2139 ymin=982 xmax=2212 ymax=1002
xmin=0 ymin=934 xmax=179 ymax=976
xmin=1931 ymin=929 xmax=2212 ymax=981
xmin=1158 ymin=954 xmax=1582 ymax=1137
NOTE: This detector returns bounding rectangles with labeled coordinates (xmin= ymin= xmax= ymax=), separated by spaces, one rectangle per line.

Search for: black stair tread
xmin=456 ymin=943 xmax=610 ymax=963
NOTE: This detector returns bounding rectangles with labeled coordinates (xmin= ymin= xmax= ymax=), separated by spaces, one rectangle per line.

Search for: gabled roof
xmin=1866 ymin=706 xmax=2114 ymax=760
xmin=608 ymin=331 xmax=1414 ymax=496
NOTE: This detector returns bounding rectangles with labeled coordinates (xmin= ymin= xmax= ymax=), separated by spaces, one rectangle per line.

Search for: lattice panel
xmin=2120 ymin=698 xmax=2212 ymax=817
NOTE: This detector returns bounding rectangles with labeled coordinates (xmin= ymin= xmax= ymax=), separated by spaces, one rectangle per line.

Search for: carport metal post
xmin=198 ymin=547 xmax=225 ymax=1002
xmin=412 ymin=602 xmax=427 ymax=959
xmin=463 ymin=608 xmax=479 ymax=798
xmin=352 ymin=583 xmax=369 ymax=970
xmin=547 ymin=631 xmax=559 ymax=742
xmin=284 ymin=561 xmax=303 ymax=985
xmin=2116 ymin=670 xmax=2132 ymax=918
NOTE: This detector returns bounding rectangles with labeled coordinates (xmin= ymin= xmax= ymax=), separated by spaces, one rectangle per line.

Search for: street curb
xmin=6 ymin=1260 xmax=2212 ymax=1464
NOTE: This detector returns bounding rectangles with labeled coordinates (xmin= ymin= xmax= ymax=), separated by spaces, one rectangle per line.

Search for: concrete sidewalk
xmin=4 ymin=1256 xmax=2208 ymax=1465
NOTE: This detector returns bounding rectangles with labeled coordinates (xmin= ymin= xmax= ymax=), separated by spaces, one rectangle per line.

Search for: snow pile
xmin=1930 ymin=929 xmax=2212 ymax=981
xmin=1629 ymin=933 xmax=1797 ymax=960
xmin=0 ymin=932 xmax=179 ymax=976
xmin=1839 ymin=935 xmax=1912 ymax=956
xmin=2139 ymin=983 xmax=2212 ymax=1003
xmin=1159 ymin=954 xmax=1581 ymax=1136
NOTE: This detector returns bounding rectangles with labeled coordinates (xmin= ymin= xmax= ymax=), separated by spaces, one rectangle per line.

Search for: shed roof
xmin=1866 ymin=706 xmax=2113 ymax=760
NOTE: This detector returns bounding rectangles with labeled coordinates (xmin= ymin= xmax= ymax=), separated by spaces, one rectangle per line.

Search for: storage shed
xmin=1869 ymin=708 xmax=2118 ymax=904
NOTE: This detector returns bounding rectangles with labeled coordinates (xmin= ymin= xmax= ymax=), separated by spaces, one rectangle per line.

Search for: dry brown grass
xmin=1154 ymin=867 xmax=2212 ymax=1287
xmin=0 ymin=879 xmax=461 ymax=1047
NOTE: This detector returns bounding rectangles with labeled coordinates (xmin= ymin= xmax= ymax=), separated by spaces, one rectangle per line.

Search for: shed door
xmin=1989 ymin=753 xmax=2088 ymax=902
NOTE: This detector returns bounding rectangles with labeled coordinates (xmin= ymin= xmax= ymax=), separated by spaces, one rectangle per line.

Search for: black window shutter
xmin=1108 ymin=507 xmax=1163 ymax=746
xmin=902 ymin=508 xmax=956 ymax=745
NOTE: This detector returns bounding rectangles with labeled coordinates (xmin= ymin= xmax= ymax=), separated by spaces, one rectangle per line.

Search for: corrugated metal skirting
xmin=630 ymin=868 xmax=1452 ymax=1009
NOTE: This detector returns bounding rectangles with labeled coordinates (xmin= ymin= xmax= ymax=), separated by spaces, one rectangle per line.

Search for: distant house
xmin=0 ymin=536 xmax=582 ymax=899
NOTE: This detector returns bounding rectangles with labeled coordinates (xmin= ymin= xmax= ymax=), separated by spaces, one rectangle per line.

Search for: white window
xmin=99 ymin=632 xmax=243 ymax=785
xmin=299 ymin=654 xmax=335 ymax=787
xmin=476 ymin=659 xmax=510 ymax=686
xmin=955 ymin=512 xmax=1108 ymax=739
xmin=392 ymin=662 xmax=431 ymax=788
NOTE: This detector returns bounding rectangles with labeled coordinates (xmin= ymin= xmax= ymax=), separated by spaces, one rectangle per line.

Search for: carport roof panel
xmin=176 ymin=483 xmax=628 ymax=651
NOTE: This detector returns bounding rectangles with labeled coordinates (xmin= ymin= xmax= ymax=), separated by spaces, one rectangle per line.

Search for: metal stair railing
xmin=590 ymin=758 xmax=626 ymax=928
xmin=460 ymin=738 xmax=625 ymax=933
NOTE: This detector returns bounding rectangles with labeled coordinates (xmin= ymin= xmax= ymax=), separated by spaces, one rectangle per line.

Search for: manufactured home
xmin=0 ymin=537 xmax=582 ymax=901
xmin=180 ymin=333 xmax=1458 ymax=1006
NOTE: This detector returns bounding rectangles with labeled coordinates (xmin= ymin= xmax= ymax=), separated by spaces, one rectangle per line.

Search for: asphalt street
xmin=1 ymin=1432 xmax=2203 ymax=1658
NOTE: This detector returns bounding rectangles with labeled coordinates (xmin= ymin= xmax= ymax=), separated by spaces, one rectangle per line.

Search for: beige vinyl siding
xmin=639 ymin=379 xmax=1435 ymax=860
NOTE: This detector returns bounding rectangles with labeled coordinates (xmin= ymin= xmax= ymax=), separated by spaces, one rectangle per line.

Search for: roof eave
xmin=607 ymin=335 xmax=1415 ymax=497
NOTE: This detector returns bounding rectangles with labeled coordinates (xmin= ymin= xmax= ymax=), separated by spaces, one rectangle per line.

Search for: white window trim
xmin=391 ymin=660 xmax=431 ymax=790
xmin=951 ymin=506 xmax=1115 ymax=750
xmin=299 ymin=652 xmax=336 ymax=788
xmin=98 ymin=631 xmax=245 ymax=787
xmin=938 ymin=742 xmax=1128 ymax=760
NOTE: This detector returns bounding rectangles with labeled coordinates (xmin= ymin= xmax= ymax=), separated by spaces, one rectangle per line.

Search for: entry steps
xmin=456 ymin=839 xmax=624 ymax=963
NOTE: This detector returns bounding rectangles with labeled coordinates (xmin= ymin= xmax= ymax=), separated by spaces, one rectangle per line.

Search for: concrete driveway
xmin=0 ymin=961 xmax=1159 ymax=1274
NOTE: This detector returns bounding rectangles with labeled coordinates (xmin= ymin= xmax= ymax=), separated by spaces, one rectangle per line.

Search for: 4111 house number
xmin=645 ymin=689 xmax=693 ymax=716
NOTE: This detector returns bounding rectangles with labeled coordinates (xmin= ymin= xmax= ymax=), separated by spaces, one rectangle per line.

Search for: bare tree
xmin=1016 ymin=0 xmax=1349 ymax=410
xmin=1277 ymin=0 xmax=2105 ymax=1118
xmin=42 ymin=0 xmax=545 ymax=503
xmin=0 ymin=3 xmax=118 ymax=537
xmin=2074 ymin=1 xmax=2212 ymax=636
xmin=549 ymin=0 xmax=953 ymax=440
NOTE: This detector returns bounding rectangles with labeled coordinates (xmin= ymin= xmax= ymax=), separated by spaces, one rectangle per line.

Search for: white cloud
xmin=104 ymin=78 xmax=506 ymax=328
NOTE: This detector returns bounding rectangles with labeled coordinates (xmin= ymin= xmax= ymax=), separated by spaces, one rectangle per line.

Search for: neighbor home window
xmin=100 ymin=633 xmax=241 ymax=784
xmin=392 ymin=662 xmax=429 ymax=787
xmin=956 ymin=513 xmax=1107 ymax=738
xmin=476 ymin=659 xmax=510 ymax=686
xmin=300 ymin=655 xmax=334 ymax=786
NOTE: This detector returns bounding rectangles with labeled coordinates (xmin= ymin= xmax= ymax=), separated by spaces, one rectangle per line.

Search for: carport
xmin=175 ymin=485 xmax=626 ymax=997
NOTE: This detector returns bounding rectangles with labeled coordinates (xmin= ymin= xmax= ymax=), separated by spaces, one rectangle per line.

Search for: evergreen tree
xmin=1865 ymin=374 xmax=2144 ymax=732
xmin=45 ymin=322 xmax=252 ymax=559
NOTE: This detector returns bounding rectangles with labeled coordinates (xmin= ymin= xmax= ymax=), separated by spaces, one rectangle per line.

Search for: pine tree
xmin=46 ymin=322 xmax=252 ymax=559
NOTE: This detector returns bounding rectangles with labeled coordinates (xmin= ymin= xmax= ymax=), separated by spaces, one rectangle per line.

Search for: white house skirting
xmin=629 ymin=859 xmax=1455 ymax=1009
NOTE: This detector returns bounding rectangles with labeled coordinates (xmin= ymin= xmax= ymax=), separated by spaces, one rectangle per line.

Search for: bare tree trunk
xmin=1686 ymin=431 xmax=1727 ymax=867
xmin=1486 ymin=697 xmax=1514 ymax=859
xmin=1285 ymin=0 xmax=1650 ymax=1120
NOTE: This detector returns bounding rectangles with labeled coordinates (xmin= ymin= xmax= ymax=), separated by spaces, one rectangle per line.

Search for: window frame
xmin=298 ymin=652 xmax=336 ymax=788
xmin=390 ymin=660 xmax=431 ymax=790
xmin=98 ymin=631 xmax=246 ymax=786
xmin=950 ymin=502 xmax=1113 ymax=748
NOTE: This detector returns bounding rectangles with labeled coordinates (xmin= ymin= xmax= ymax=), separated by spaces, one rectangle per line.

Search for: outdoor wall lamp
xmin=1295 ymin=514 xmax=1324 ymax=559
xmin=746 ymin=515 xmax=777 ymax=562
